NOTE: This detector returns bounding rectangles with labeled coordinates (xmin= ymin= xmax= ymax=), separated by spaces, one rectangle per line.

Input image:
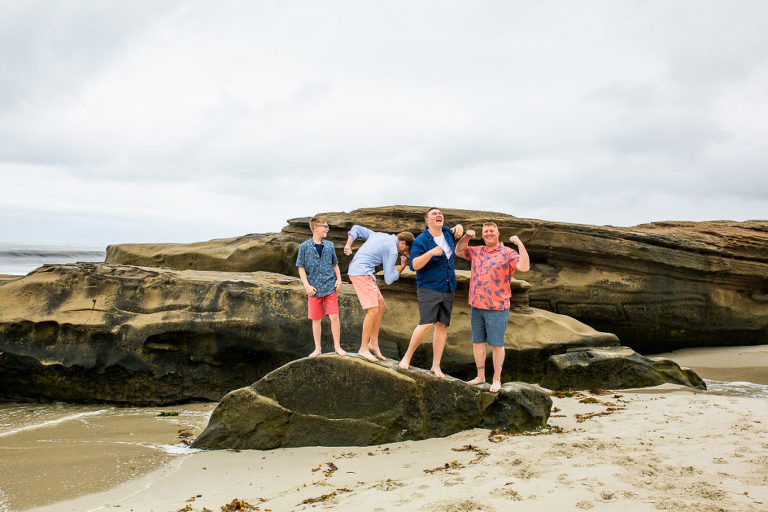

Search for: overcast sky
xmin=1 ymin=1 xmax=766 ymax=244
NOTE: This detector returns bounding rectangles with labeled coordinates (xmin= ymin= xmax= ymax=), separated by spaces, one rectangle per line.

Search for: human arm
xmin=382 ymin=247 xmax=401 ymax=285
xmin=333 ymin=264 xmax=342 ymax=291
xmin=344 ymin=225 xmax=373 ymax=255
xmin=410 ymin=245 xmax=443 ymax=270
xmin=297 ymin=266 xmax=317 ymax=296
xmin=454 ymin=229 xmax=475 ymax=258
xmin=509 ymin=235 xmax=530 ymax=272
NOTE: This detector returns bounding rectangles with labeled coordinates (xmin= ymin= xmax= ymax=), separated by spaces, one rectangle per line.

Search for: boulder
xmin=107 ymin=205 xmax=768 ymax=353
xmin=191 ymin=355 xmax=552 ymax=450
xmin=539 ymin=346 xmax=707 ymax=390
xmin=0 ymin=262 xmax=616 ymax=404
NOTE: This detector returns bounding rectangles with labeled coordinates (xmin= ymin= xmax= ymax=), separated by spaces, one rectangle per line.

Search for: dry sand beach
xmin=1 ymin=346 xmax=762 ymax=512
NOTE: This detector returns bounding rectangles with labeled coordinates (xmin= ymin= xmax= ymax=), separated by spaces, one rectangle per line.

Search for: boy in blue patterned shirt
xmin=296 ymin=216 xmax=346 ymax=357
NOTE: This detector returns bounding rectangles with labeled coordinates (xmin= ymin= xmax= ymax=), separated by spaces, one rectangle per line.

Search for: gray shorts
xmin=417 ymin=288 xmax=455 ymax=326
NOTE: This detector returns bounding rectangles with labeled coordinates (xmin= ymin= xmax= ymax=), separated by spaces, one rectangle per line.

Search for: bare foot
xmin=467 ymin=377 xmax=485 ymax=385
xmin=334 ymin=347 xmax=347 ymax=357
xmin=357 ymin=350 xmax=377 ymax=363
xmin=308 ymin=349 xmax=322 ymax=358
xmin=431 ymin=367 xmax=445 ymax=379
xmin=398 ymin=358 xmax=410 ymax=370
xmin=372 ymin=350 xmax=386 ymax=361
xmin=490 ymin=380 xmax=502 ymax=392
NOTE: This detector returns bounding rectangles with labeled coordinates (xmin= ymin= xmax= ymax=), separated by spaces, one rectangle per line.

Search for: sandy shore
xmin=31 ymin=384 xmax=768 ymax=512
xmin=654 ymin=345 xmax=768 ymax=385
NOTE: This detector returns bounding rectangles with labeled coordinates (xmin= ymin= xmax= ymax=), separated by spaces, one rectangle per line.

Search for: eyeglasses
xmin=319 ymin=224 xmax=330 ymax=229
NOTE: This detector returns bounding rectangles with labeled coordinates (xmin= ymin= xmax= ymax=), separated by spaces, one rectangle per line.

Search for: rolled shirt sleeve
xmin=382 ymin=245 xmax=400 ymax=285
xmin=348 ymin=225 xmax=374 ymax=241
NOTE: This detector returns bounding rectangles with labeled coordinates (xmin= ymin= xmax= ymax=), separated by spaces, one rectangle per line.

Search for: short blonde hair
xmin=482 ymin=222 xmax=498 ymax=231
xmin=309 ymin=216 xmax=327 ymax=231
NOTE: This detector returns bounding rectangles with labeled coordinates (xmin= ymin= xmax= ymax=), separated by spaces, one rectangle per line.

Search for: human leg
xmin=307 ymin=295 xmax=325 ymax=357
xmin=485 ymin=308 xmax=509 ymax=393
xmin=431 ymin=322 xmax=447 ymax=378
xmin=323 ymin=292 xmax=345 ymax=356
xmin=309 ymin=318 xmax=323 ymax=357
xmin=368 ymin=297 xmax=387 ymax=360
xmin=400 ymin=288 xmax=443 ymax=370
xmin=329 ymin=314 xmax=345 ymax=356
xmin=358 ymin=307 xmax=379 ymax=362
xmin=399 ymin=322 xmax=434 ymax=369
xmin=467 ymin=307 xmax=488 ymax=384
xmin=349 ymin=276 xmax=382 ymax=362
xmin=490 ymin=346 xmax=505 ymax=392
xmin=429 ymin=291 xmax=454 ymax=378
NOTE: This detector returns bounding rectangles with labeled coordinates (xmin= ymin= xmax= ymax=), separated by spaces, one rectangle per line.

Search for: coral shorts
xmin=349 ymin=275 xmax=385 ymax=310
xmin=308 ymin=291 xmax=339 ymax=320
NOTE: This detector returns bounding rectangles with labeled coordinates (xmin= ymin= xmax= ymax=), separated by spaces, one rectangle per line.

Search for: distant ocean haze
xmin=0 ymin=242 xmax=106 ymax=275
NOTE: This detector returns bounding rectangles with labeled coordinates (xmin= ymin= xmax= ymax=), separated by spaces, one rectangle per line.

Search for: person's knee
xmin=378 ymin=299 xmax=386 ymax=311
xmin=434 ymin=322 xmax=447 ymax=332
xmin=329 ymin=314 xmax=339 ymax=320
xmin=365 ymin=306 xmax=379 ymax=315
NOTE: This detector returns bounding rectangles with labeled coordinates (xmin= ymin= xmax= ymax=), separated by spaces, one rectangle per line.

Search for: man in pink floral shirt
xmin=456 ymin=222 xmax=530 ymax=392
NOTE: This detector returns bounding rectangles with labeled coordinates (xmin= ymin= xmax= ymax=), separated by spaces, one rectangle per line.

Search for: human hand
xmin=465 ymin=229 xmax=476 ymax=239
xmin=430 ymin=246 xmax=444 ymax=257
xmin=305 ymin=284 xmax=317 ymax=296
xmin=335 ymin=279 xmax=342 ymax=291
xmin=343 ymin=245 xmax=352 ymax=256
xmin=509 ymin=235 xmax=522 ymax=246
xmin=451 ymin=224 xmax=464 ymax=239
xmin=400 ymin=255 xmax=408 ymax=266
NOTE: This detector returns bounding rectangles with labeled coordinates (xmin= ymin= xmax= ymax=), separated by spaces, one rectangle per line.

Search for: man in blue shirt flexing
xmin=399 ymin=207 xmax=463 ymax=378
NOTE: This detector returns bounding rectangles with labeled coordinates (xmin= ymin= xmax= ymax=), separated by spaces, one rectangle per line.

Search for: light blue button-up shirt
xmin=346 ymin=225 xmax=401 ymax=285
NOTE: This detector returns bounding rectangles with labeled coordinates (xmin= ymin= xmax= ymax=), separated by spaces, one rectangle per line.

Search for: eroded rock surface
xmin=0 ymin=262 xmax=616 ymax=404
xmin=107 ymin=206 xmax=768 ymax=352
xmin=191 ymin=355 xmax=552 ymax=450
xmin=540 ymin=346 xmax=707 ymax=390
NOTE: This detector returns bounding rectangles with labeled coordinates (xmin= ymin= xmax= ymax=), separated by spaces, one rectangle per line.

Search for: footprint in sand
xmin=375 ymin=480 xmax=406 ymax=492
xmin=422 ymin=499 xmax=494 ymax=512
xmin=490 ymin=487 xmax=522 ymax=501
xmin=575 ymin=500 xmax=594 ymax=509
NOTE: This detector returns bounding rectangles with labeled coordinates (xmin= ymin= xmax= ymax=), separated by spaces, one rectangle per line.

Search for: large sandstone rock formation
xmin=191 ymin=356 xmax=552 ymax=450
xmin=106 ymin=206 xmax=768 ymax=353
xmin=0 ymin=262 xmax=617 ymax=404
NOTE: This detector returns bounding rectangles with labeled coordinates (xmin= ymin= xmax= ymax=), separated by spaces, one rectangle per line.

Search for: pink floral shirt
xmin=463 ymin=243 xmax=519 ymax=310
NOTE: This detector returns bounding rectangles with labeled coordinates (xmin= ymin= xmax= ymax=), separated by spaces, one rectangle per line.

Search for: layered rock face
xmin=191 ymin=356 xmax=552 ymax=450
xmin=0 ymin=262 xmax=617 ymax=404
xmin=107 ymin=206 xmax=768 ymax=353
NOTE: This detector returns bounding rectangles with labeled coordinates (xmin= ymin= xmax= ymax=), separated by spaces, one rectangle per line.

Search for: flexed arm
xmin=455 ymin=229 xmax=475 ymax=258
xmin=509 ymin=235 xmax=530 ymax=272
xmin=411 ymin=245 xmax=444 ymax=270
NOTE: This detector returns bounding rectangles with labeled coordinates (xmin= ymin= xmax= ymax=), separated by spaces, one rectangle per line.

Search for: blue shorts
xmin=470 ymin=307 xmax=509 ymax=347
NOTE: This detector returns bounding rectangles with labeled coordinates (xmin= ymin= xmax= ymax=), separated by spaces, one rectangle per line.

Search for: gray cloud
xmin=1 ymin=0 xmax=767 ymax=243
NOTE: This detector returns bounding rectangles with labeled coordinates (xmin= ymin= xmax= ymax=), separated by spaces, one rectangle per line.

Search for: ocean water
xmin=0 ymin=242 xmax=106 ymax=275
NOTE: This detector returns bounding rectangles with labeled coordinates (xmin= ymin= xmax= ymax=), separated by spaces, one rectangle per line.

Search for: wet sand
xmin=654 ymin=344 xmax=768 ymax=385
xmin=0 ymin=403 xmax=213 ymax=511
